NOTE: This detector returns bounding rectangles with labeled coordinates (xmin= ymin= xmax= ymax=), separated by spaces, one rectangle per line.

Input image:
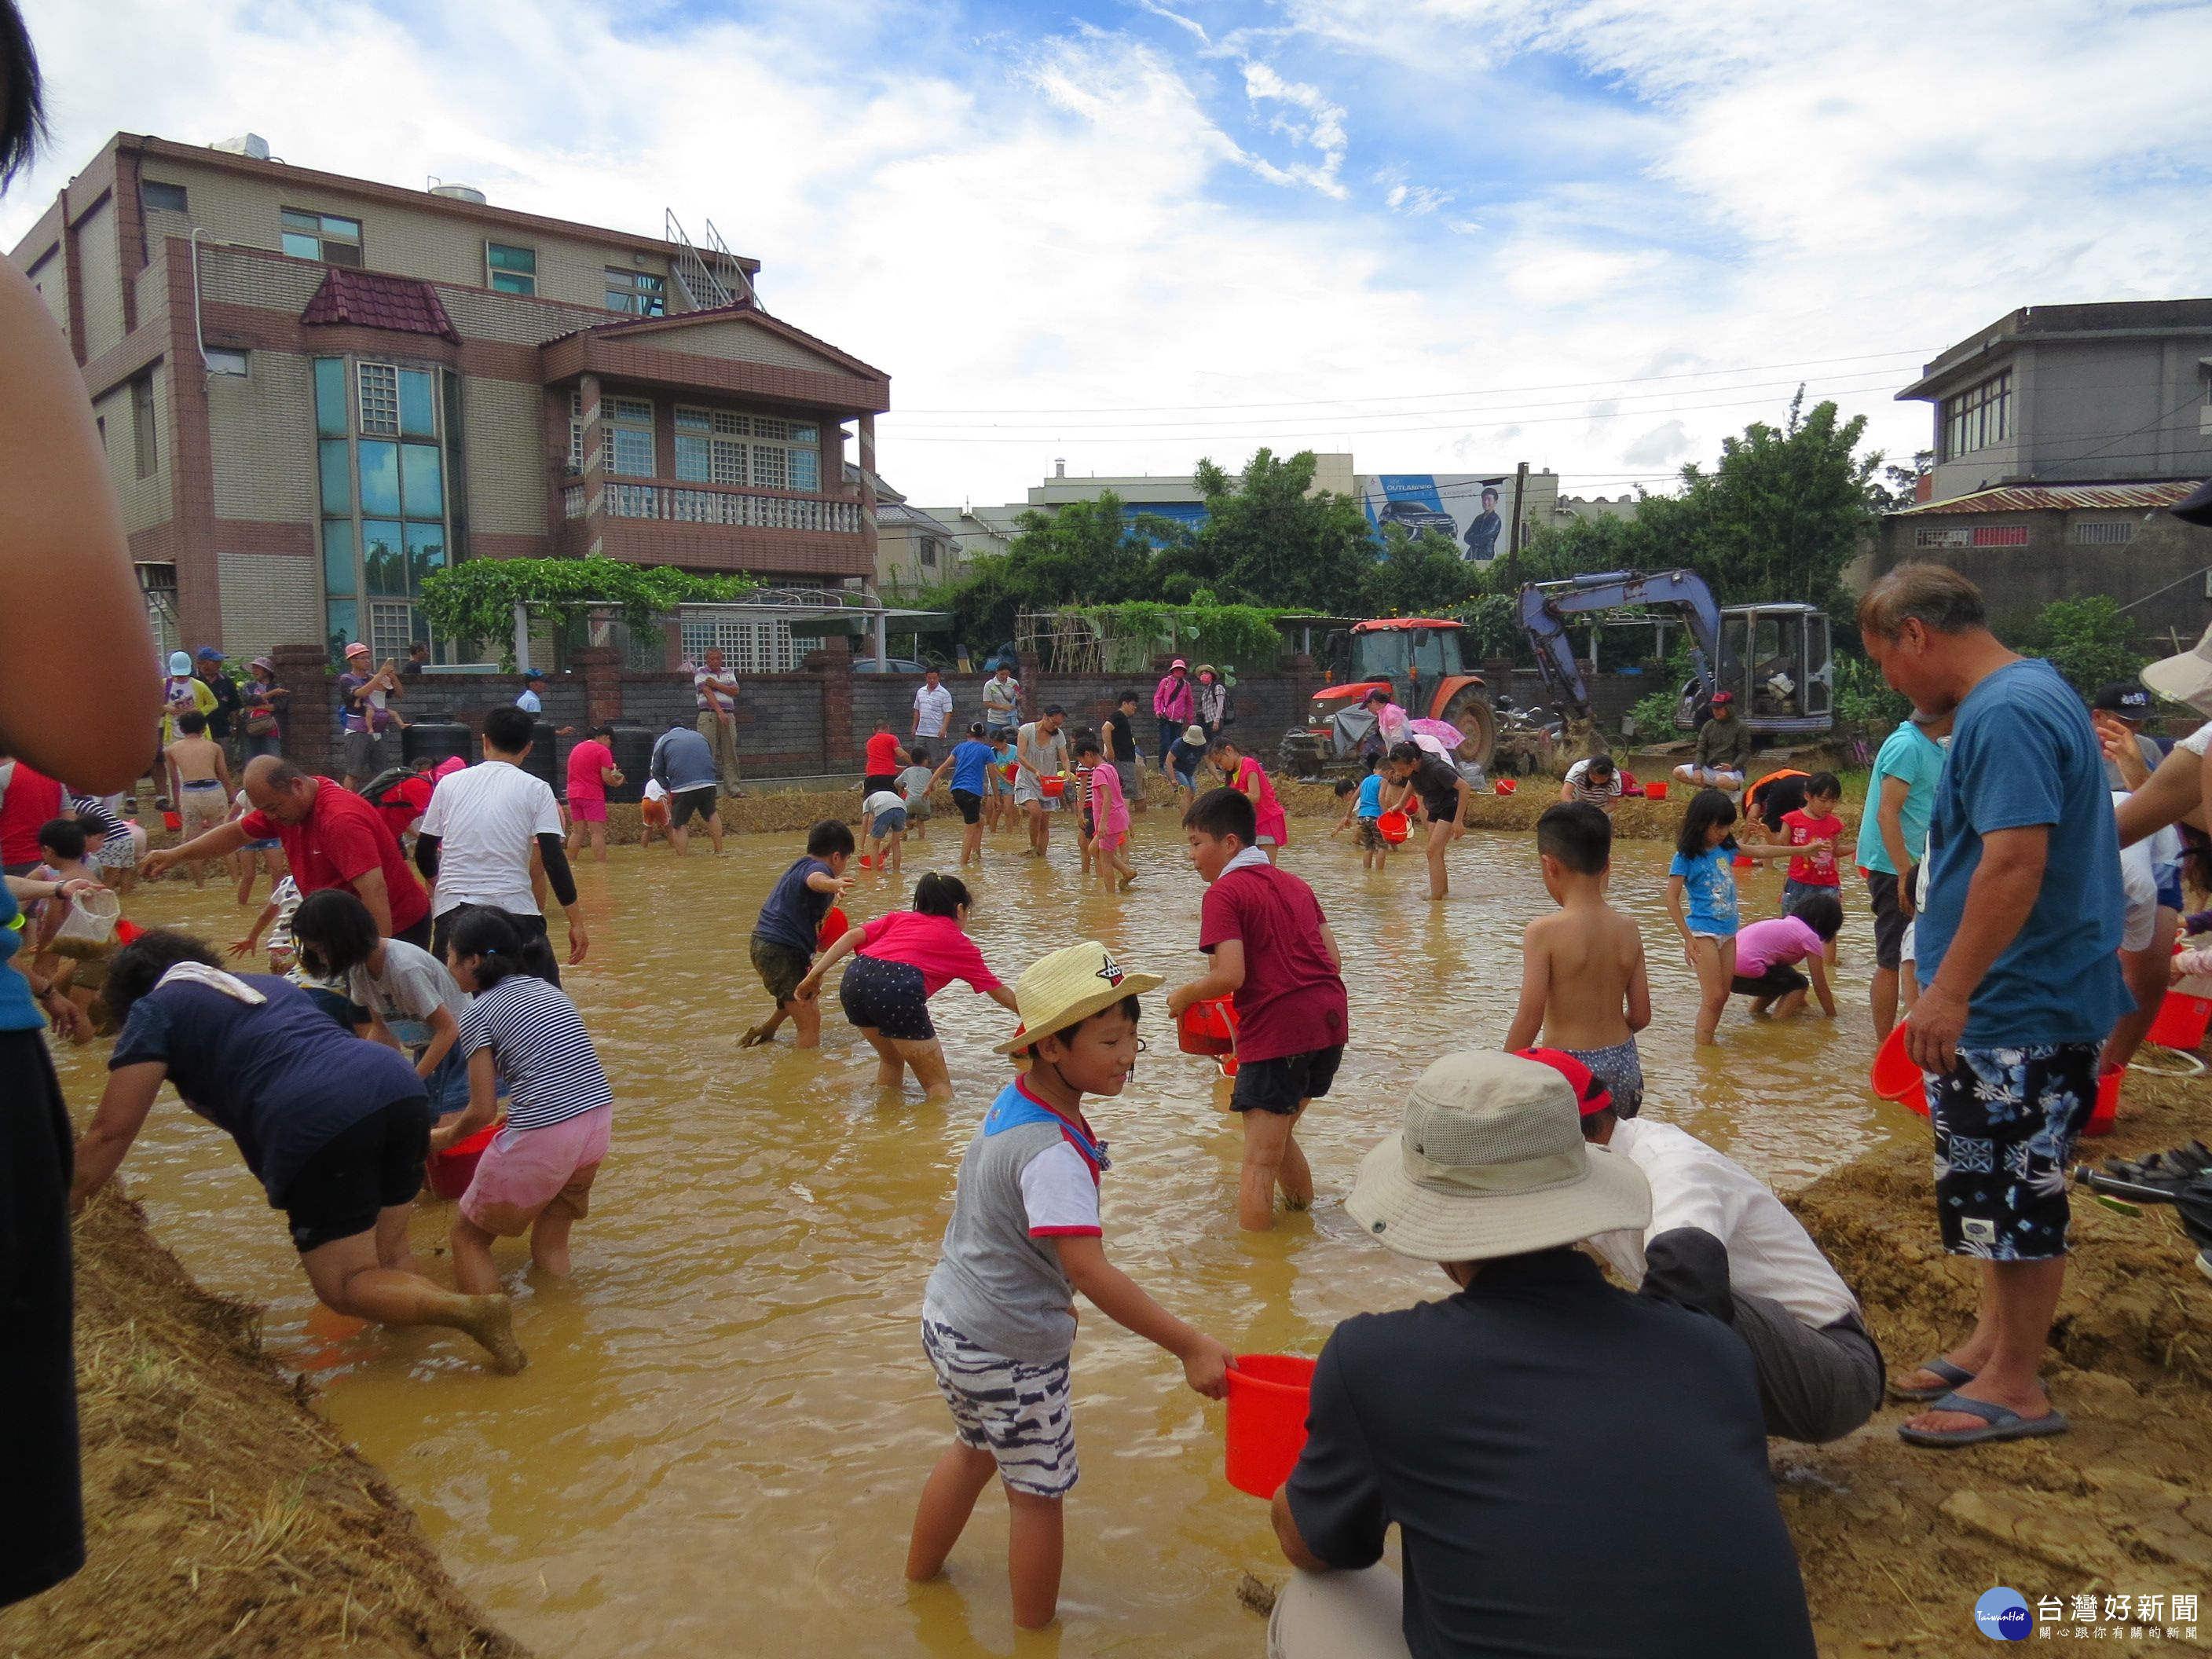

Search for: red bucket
xmin=1042 ymin=776 xmax=1067 ymax=798
xmin=162 ymin=809 xmax=181 ymax=832
xmin=426 ymin=1122 xmax=498 ymax=1200
xmin=818 ymin=906 xmax=851 ymax=949
xmin=1178 ymin=996 xmax=1238 ymax=1057
xmin=1643 ymin=781 xmax=1669 ymax=802
xmin=1493 ymin=778 xmax=1517 ymax=796
xmin=2084 ymin=1069 xmax=2122 ymax=1138
xmin=1225 ymin=1355 xmax=1317 ymax=1498
xmin=1871 ymin=1024 xmax=1926 ymax=1111
xmin=1376 ymin=811 xmax=1410 ymax=844
xmin=2144 ymin=991 xmax=2212 ymax=1052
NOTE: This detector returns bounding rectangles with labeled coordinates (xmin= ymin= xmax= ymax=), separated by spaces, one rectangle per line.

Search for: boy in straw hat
xmin=1266 ymin=1052 xmax=1817 ymax=1658
xmin=906 ymin=941 xmax=1233 ymax=1630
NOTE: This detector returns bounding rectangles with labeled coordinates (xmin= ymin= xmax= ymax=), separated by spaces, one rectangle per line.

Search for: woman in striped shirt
xmin=434 ymin=907 xmax=613 ymax=1295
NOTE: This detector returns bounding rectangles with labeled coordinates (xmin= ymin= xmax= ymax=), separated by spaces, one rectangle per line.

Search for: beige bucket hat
xmin=1346 ymin=1052 xmax=1650 ymax=1261
xmin=2141 ymin=621 xmax=2212 ymax=716
xmin=992 ymin=941 xmax=1163 ymax=1063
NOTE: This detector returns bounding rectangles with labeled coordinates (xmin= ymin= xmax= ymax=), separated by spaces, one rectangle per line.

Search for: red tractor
xmin=1279 ymin=618 xmax=1499 ymax=778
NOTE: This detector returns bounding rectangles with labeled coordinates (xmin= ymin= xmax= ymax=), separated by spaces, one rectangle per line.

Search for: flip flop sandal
xmin=1888 ymin=1357 xmax=1976 ymax=1401
xmin=1897 ymin=1393 xmax=2068 ymax=1448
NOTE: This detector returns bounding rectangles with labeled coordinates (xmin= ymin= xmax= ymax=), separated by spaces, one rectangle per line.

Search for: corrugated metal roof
xmin=1898 ymin=481 xmax=2205 ymax=515
xmin=877 ymin=501 xmax=958 ymax=537
xmin=298 ymin=267 xmax=460 ymax=342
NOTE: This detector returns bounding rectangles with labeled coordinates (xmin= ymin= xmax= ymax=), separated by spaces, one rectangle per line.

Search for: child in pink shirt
xmin=795 ymin=873 xmax=1022 ymax=1101
xmin=1209 ymin=736 xmax=1289 ymax=863
xmin=1730 ymin=892 xmax=1842 ymax=1020
xmin=1077 ymin=735 xmax=1137 ymax=890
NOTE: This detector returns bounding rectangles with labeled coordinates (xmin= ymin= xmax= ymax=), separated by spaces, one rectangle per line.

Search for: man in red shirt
xmin=144 ymin=756 xmax=431 ymax=945
xmin=1167 ymin=786 xmax=1350 ymax=1231
xmin=0 ymin=746 xmax=65 ymax=874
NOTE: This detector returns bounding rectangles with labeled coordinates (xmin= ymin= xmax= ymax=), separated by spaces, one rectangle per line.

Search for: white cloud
xmin=1237 ymin=61 xmax=1349 ymax=196
xmin=1621 ymin=419 xmax=1691 ymax=467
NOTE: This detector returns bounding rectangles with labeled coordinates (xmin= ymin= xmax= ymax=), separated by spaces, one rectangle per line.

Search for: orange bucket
xmin=426 ymin=1122 xmax=498 ymax=1199
xmin=1376 ymin=811 xmax=1410 ymax=844
xmin=818 ymin=906 xmax=851 ymax=949
xmin=2144 ymin=991 xmax=2212 ymax=1051
xmin=1643 ymin=781 xmax=1668 ymax=801
xmin=2084 ymin=1069 xmax=2122 ymax=1137
xmin=1179 ymin=996 xmax=1238 ymax=1057
xmin=1225 ymin=1355 xmax=1317 ymax=1497
xmin=1493 ymin=778 xmax=1517 ymax=796
xmin=1870 ymin=1024 xmax=1926 ymax=1111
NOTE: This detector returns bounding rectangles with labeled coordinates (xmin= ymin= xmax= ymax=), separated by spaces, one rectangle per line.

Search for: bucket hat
xmin=992 ymin=941 xmax=1163 ymax=1063
xmin=1346 ymin=1052 xmax=1649 ymax=1261
xmin=2142 ymin=622 xmax=2212 ymax=716
xmin=344 ymin=641 xmax=371 ymax=661
xmin=1183 ymin=724 xmax=1206 ymax=745
xmin=1170 ymin=658 xmax=1188 ymax=671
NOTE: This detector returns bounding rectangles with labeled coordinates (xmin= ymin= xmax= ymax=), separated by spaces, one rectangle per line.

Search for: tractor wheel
xmin=1279 ymin=732 xmax=1324 ymax=780
xmin=1438 ymin=687 xmax=1496 ymax=769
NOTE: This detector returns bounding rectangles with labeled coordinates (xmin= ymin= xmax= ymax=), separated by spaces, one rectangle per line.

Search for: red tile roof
xmin=299 ymin=267 xmax=460 ymax=342
xmin=1899 ymin=481 xmax=2205 ymax=515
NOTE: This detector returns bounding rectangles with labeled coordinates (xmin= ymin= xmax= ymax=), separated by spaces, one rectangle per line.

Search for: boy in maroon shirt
xmin=1167 ymin=786 xmax=1349 ymax=1230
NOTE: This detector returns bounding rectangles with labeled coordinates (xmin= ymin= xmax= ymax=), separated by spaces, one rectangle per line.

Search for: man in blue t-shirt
xmin=1860 ymin=564 xmax=2128 ymax=1451
xmin=1854 ymin=710 xmax=1948 ymax=1040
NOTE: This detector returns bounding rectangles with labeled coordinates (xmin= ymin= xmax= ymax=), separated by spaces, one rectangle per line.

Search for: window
xmin=2075 ymin=520 xmax=2136 ymax=545
xmin=606 ymin=267 xmax=667 ymax=316
xmin=606 ymin=396 xmax=654 ymax=477
xmin=313 ymin=357 xmax=453 ymax=664
xmin=679 ymin=615 xmax=797 ymax=673
xmin=675 ymin=406 xmax=748 ymax=485
xmin=1942 ymin=371 xmax=2012 ymax=460
xmin=204 ymin=348 xmax=249 ymax=376
xmin=280 ymin=208 xmax=363 ymax=266
xmin=130 ymin=374 xmax=157 ymax=478
xmin=486 ymin=242 xmax=537 ymax=296
xmin=920 ymin=537 xmax=939 ymax=569
xmin=142 ymin=180 xmax=188 ymax=214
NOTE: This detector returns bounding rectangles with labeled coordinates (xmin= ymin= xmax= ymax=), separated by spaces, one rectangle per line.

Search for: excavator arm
xmin=1514 ymin=569 xmax=1723 ymax=721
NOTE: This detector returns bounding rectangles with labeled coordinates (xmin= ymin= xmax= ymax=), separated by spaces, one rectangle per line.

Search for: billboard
xmin=1359 ymin=473 xmax=1524 ymax=562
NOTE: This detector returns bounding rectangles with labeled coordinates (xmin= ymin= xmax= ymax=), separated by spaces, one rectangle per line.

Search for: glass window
xmin=611 ymin=427 xmax=655 ymax=477
xmin=282 ymin=207 xmax=362 ymax=266
xmin=401 ymin=442 xmax=442 ymax=516
xmin=398 ymin=369 xmax=436 ymax=436
xmin=712 ymin=439 xmax=745 ymax=485
xmin=675 ymin=434 xmax=712 ymax=482
xmin=605 ymin=268 xmax=667 ymax=315
xmin=205 ymin=348 xmax=249 ymax=376
xmin=750 ymin=445 xmax=787 ymax=490
xmin=142 ymin=181 xmax=188 ymax=214
xmin=789 ymin=448 xmax=819 ymax=491
xmin=325 ymin=599 xmax=357 ymax=661
xmin=321 ymin=520 xmax=357 ymax=595
xmin=609 ymin=397 xmax=654 ymax=423
xmin=405 ymin=522 xmax=446 ymax=591
xmin=368 ymin=600 xmax=414 ymax=662
xmin=676 ymin=406 xmax=712 ymax=432
xmin=363 ymin=521 xmax=408 ymax=595
xmin=313 ymin=358 xmax=348 ymax=435
xmin=358 ymin=440 xmax=401 ymax=515
xmin=318 ymin=438 xmax=353 ymax=513
xmin=357 ymin=362 xmax=399 ymax=434
xmin=131 ymin=374 xmax=157 ymax=479
xmin=712 ymin=410 xmax=746 ymax=437
xmin=486 ymin=242 xmax=537 ymax=296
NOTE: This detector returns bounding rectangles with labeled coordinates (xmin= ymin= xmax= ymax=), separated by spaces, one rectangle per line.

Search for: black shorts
xmin=281 ymin=1097 xmax=433 ymax=1253
xmin=952 ymin=788 xmax=983 ymax=825
xmin=1866 ymin=867 xmax=1916 ymax=972
xmin=1928 ymin=1043 xmax=2097 ymax=1260
xmin=1732 ymin=963 xmax=1809 ymax=998
xmin=750 ymin=934 xmax=814 ymax=1005
xmin=863 ymin=772 xmax=900 ymax=795
xmin=839 ymin=954 xmax=936 ymax=1042
xmin=672 ymin=785 xmax=719 ymax=828
xmin=434 ymin=905 xmax=558 ymax=988
xmin=1230 ymin=1045 xmax=1343 ymax=1115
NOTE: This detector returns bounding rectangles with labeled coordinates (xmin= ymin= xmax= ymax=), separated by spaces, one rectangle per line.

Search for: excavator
xmin=1514 ymin=569 xmax=1835 ymax=756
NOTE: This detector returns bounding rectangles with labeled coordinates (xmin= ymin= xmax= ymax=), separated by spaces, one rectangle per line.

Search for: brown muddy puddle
xmin=52 ymin=813 xmax=1912 ymax=1657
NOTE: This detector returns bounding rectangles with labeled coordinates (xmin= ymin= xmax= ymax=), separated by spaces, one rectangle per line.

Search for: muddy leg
xmin=300 ymin=1225 xmax=524 ymax=1373
xmin=906 ymin=1441 xmax=997 ymax=1583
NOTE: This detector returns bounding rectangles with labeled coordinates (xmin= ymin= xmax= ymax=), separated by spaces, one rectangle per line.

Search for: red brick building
xmin=7 ymin=132 xmax=890 ymax=667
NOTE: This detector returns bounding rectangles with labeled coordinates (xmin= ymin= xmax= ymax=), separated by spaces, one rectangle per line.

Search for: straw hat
xmin=1346 ymin=1053 xmax=1650 ymax=1262
xmin=992 ymin=941 xmax=1163 ymax=1061
xmin=2142 ymin=621 xmax=2212 ymax=716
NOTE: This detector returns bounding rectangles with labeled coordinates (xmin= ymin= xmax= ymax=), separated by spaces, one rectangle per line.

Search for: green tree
xmin=1161 ymin=449 xmax=1378 ymax=612
xmin=2005 ymin=595 xmax=2147 ymax=697
xmin=932 ymin=491 xmax=1158 ymax=647
xmin=1363 ymin=524 xmax=1482 ymax=617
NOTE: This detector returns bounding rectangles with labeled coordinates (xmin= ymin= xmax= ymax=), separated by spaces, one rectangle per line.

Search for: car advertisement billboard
xmin=1359 ymin=473 xmax=1524 ymax=562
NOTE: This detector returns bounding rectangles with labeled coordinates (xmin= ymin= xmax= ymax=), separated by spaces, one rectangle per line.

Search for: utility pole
xmin=1506 ymin=460 xmax=1529 ymax=588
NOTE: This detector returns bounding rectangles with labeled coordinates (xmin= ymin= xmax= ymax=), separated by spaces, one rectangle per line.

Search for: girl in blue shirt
xmin=1667 ymin=789 xmax=1741 ymax=1046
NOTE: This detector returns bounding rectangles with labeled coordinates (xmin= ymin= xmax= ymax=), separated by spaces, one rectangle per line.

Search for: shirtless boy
xmin=161 ymin=711 xmax=233 ymax=890
xmin=1503 ymin=801 xmax=1650 ymax=1116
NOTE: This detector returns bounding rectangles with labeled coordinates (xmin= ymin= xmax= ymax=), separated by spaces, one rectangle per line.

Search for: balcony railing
xmin=560 ymin=477 xmax=863 ymax=535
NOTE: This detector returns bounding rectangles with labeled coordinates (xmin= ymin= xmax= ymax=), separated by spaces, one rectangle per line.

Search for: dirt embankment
xmin=0 ymin=1187 xmax=523 ymax=1659
xmin=1780 ymin=1072 xmax=2212 ymax=1652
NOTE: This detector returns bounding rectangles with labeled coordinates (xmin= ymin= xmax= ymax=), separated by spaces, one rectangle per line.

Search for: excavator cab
xmin=1705 ymin=605 xmax=1832 ymax=734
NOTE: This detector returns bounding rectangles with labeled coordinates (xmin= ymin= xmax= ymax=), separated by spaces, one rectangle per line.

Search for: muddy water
xmin=53 ymin=815 xmax=1910 ymax=1657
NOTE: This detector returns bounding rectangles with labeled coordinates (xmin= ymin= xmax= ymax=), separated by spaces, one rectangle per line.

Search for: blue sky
xmin=11 ymin=0 xmax=2212 ymax=508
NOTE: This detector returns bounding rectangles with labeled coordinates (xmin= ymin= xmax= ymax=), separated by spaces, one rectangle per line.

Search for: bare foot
xmin=453 ymin=1293 xmax=528 ymax=1374
xmin=737 ymin=1024 xmax=775 ymax=1049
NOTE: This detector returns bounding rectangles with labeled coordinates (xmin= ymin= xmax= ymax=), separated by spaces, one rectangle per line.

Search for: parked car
xmin=850 ymin=656 xmax=933 ymax=673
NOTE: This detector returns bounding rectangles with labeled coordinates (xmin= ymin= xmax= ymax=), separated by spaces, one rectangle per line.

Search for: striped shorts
xmin=921 ymin=1313 xmax=1077 ymax=1496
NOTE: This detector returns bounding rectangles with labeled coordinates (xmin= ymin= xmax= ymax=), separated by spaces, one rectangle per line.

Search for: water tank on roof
xmin=211 ymin=134 xmax=271 ymax=160
xmin=430 ymin=183 xmax=488 ymax=204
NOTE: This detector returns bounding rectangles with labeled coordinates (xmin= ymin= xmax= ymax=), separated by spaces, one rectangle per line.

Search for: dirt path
xmin=1782 ymin=1070 xmax=2212 ymax=1652
xmin=0 ymin=1187 xmax=523 ymax=1659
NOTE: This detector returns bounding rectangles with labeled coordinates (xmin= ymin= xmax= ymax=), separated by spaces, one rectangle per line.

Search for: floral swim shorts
xmin=1927 ymin=1042 xmax=2097 ymax=1262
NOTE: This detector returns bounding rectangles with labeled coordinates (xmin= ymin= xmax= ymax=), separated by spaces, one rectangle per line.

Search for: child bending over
xmin=1731 ymin=893 xmax=1841 ymax=1020
xmin=742 ymin=820 xmax=856 ymax=1048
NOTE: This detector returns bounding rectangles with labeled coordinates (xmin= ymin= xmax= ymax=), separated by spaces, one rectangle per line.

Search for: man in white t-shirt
xmin=694 ymin=646 xmax=743 ymax=794
xmin=416 ymin=705 xmax=588 ymax=971
xmin=1525 ymin=1049 xmax=1881 ymax=1444
xmin=912 ymin=668 xmax=955 ymax=742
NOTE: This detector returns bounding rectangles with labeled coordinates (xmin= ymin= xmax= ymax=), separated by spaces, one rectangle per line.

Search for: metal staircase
xmin=664 ymin=209 xmax=758 ymax=312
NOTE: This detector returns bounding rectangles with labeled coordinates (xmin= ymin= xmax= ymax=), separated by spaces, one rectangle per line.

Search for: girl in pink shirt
xmin=793 ymin=873 xmax=1021 ymax=1101
xmin=1210 ymin=737 xmax=1290 ymax=862
xmin=1082 ymin=736 xmax=1137 ymax=891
